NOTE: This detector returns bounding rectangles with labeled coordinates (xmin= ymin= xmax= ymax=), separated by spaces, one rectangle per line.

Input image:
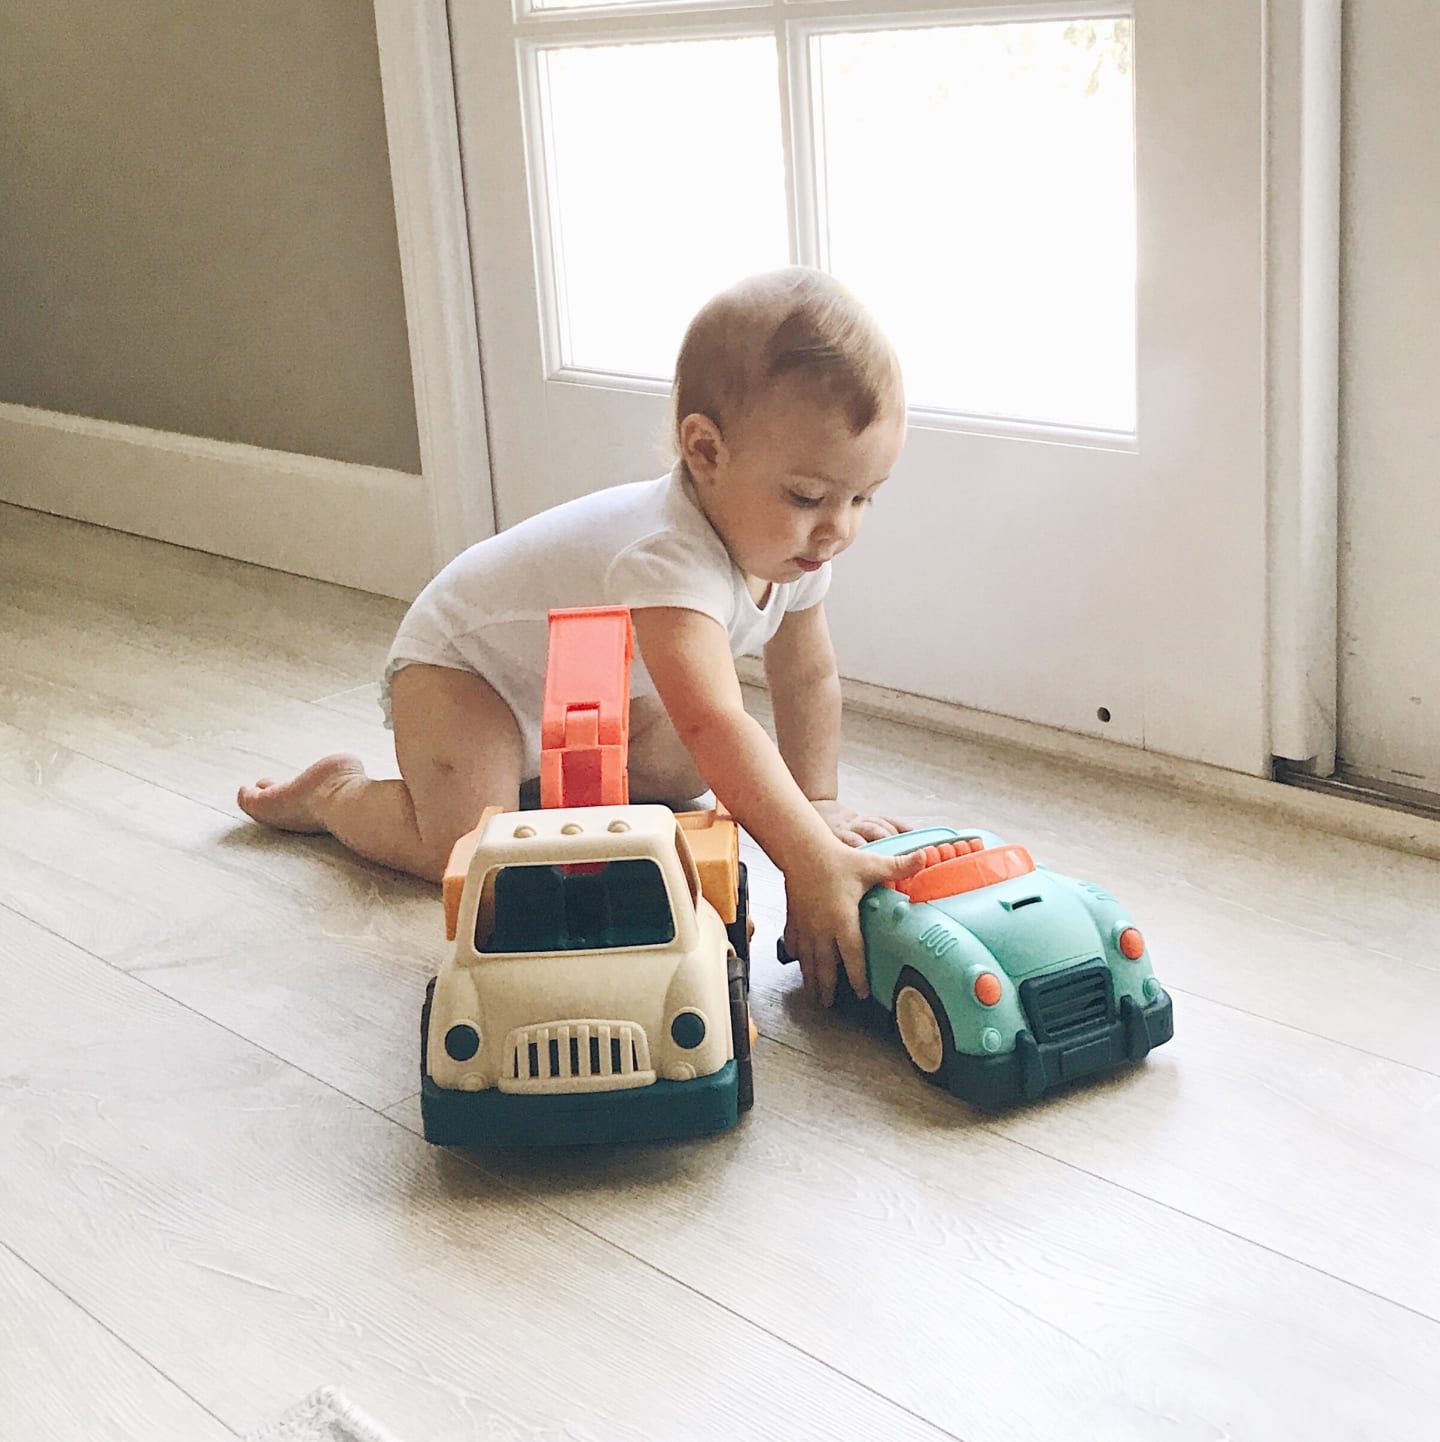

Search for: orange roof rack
xmin=887 ymin=841 xmax=1037 ymax=904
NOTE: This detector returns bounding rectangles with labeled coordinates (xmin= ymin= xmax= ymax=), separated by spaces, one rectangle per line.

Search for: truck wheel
xmin=728 ymin=950 xmax=754 ymax=1113
xmin=726 ymin=862 xmax=752 ymax=985
xmin=893 ymin=967 xmax=958 ymax=1090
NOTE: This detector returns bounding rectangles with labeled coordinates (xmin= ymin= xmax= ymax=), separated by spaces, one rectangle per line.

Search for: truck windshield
xmin=477 ymin=859 xmax=676 ymax=953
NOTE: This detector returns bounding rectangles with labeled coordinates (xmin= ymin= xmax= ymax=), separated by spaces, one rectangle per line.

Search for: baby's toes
xmin=236 ymin=779 xmax=282 ymax=820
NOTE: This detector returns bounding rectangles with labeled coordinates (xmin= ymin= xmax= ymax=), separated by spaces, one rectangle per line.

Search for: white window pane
xmin=538 ymin=39 xmax=789 ymax=378
xmin=815 ymin=20 xmax=1136 ymax=432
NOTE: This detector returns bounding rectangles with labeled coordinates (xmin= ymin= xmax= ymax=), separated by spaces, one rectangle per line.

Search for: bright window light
xmin=815 ymin=19 xmax=1137 ymax=431
xmin=538 ymin=38 xmax=789 ymax=379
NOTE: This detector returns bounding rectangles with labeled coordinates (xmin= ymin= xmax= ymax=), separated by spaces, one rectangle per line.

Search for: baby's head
xmin=673 ymin=267 xmax=902 ymax=445
xmin=673 ymin=268 xmax=907 ymax=586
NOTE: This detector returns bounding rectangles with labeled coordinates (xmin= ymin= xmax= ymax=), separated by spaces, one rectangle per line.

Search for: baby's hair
xmin=672 ymin=267 xmax=903 ymax=446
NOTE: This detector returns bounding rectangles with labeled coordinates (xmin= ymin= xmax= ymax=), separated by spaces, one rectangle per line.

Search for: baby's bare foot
xmin=237 ymin=753 xmax=366 ymax=833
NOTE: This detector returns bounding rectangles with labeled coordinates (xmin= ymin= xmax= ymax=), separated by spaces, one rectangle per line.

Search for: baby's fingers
xmin=849 ymin=816 xmax=900 ymax=842
xmin=833 ymin=911 xmax=870 ymax=1001
xmin=783 ymin=921 xmax=839 ymax=1007
xmin=866 ymin=814 xmax=919 ymax=839
xmin=802 ymin=944 xmax=842 ymax=1008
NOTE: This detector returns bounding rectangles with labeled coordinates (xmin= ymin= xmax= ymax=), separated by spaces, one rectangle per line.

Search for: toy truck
xmin=421 ymin=607 xmax=753 ymax=1147
xmin=781 ymin=827 xmax=1173 ymax=1108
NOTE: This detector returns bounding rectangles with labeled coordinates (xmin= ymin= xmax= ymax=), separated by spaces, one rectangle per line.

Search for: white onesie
xmin=381 ymin=465 xmax=831 ymax=775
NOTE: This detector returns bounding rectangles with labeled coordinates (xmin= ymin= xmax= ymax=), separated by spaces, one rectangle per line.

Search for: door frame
xmin=373 ymin=0 xmax=495 ymax=571
xmin=1266 ymin=0 xmax=1342 ymax=777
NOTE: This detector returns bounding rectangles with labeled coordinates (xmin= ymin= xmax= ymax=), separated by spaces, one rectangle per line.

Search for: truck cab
xmin=422 ymin=800 xmax=751 ymax=1146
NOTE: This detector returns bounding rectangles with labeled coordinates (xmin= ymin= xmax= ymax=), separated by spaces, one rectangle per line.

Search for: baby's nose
xmin=814 ymin=509 xmax=856 ymax=548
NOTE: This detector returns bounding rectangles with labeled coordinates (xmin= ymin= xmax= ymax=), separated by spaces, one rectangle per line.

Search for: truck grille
xmin=499 ymin=1020 xmax=654 ymax=1094
xmin=1020 ymin=963 xmax=1113 ymax=1044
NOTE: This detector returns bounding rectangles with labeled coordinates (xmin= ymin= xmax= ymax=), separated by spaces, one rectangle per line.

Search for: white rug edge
xmin=244 ymin=1385 xmax=408 ymax=1442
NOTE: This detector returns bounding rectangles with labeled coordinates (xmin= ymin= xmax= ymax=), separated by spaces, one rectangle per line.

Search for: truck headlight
xmin=670 ymin=1011 xmax=706 ymax=1049
xmin=444 ymin=1022 xmax=481 ymax=1062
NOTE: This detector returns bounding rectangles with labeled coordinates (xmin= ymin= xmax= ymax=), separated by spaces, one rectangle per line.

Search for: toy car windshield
xmin=888 ymin=840 xmax=1038 ymax=905
xmin=478 ymin=859 xmax=675 ymax=952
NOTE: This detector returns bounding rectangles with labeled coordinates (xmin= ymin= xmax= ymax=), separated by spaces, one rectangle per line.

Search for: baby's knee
xmin=628 ymin=729 xmax=707 ymax=809
xmin=628 ymin=697 xmax=705 ymax=798
xmin=404 ymin=758 xmax=513 ymax=869
xmin=410 ymin=791 xmax=484 ymax=882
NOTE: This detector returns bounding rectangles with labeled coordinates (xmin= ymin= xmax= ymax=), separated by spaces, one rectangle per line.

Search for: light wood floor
xmin=2 ymin=500 xmax=1438 ymax=1442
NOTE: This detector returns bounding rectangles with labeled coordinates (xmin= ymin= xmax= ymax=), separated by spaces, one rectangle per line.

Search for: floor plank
xmin=0 ymin=634 xmax=400 ymax=813
xmin=0 ymin=1244 xmax=236 ymax=1442
xmin=0 ymin=727 xmax=433 ymax=1109
xmin=381 ymin=1031 xmax=1440 ymax=1442
xmin=0 ymin=908 xmax=951 ymax=1442
xmin=0 ymin=502 xmax=402 ymax=705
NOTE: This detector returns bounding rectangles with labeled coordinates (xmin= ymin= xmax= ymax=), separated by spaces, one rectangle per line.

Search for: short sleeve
xmin=603 ymin=528 xmax=738 ymax=629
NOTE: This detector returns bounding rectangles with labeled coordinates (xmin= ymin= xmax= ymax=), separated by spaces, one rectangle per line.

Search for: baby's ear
xmin=679 ymin=412 xmax=725 ymax=478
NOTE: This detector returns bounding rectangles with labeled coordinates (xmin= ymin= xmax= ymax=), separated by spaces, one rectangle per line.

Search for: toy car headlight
xmin=670 ymin=1011 xmax=706 ymax=1049
xmin=973 ymin=972 xmax=1002 ymax=1006
xmin=444 ymin=1022 xmax=481 ymax=1061
xmin=1116 ymin=926 xmax=1146 ymax=960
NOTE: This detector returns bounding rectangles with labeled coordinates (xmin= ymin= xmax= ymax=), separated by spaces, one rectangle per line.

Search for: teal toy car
xmin=781 ymin=827 xmax=1173 ymax=1108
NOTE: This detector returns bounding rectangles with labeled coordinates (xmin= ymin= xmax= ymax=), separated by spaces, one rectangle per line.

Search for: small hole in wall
xmin=1096 ymin=707 xmax=1112 ymax=723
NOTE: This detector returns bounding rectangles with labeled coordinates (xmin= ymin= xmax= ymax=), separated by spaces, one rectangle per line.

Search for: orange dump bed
xmin=677 ymin=805 xmax=740 ymax=925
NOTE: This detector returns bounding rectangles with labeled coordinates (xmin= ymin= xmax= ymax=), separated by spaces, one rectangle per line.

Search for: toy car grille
xmin=500 ymin=1020 xmax=654 ymax=1093
xmin=1019 ymin=963 xmax=1113 ymax=1044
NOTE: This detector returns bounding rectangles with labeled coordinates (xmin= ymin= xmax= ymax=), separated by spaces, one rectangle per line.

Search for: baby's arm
xmin=633 ymin=606 xmax=922 ymax=1006
xmin=761 ymin=603 xmax=910 ymax=845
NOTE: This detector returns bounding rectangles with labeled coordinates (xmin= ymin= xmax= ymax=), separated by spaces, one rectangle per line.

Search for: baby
xmin=239 ymin=267 xmax=924 ymax=1004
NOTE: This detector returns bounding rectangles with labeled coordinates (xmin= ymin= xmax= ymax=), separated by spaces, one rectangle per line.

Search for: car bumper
xmin=420 ymin=979 xmax=740 ymax=1146
xmin=951 ymin=991 xmax=1174 ymax=1109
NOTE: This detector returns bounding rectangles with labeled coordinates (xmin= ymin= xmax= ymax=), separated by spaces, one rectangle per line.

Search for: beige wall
xmin=0 ymin=0 xmax=419 ymax=472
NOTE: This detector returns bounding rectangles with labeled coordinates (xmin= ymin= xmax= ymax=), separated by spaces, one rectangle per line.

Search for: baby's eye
xmin=852 ymin=494 xmax=875 ymax=508
xmin=787 ymin=491 xmax=824 ymax=509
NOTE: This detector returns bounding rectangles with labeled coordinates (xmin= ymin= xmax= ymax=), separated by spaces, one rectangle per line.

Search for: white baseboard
xmin=0 ymin=402 xmax=434 ymax=599
xmin=736 ymin=658 xmax=1440 ymax=862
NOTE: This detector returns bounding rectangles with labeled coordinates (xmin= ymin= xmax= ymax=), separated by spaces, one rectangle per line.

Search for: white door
xmin=450 ymin=1 xmax=1270 ymax=775
xmin=1335 ymin=3 xmax=1440 ymax=800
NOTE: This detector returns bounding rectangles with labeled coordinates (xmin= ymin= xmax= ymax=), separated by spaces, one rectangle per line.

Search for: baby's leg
xmin=236 ymin=664 xmax=523 ymax=882
xmin=627 ymin=695 xmax=708 ymax=808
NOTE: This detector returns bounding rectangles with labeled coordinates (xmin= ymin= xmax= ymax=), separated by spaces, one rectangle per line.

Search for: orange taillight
xmin=1118 ymin=927 xmax=1145 ymax=960
xmin=974 ymin=972 xmax=1003 ymax=1006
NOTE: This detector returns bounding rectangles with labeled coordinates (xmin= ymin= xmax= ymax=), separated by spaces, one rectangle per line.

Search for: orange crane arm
xmin=539 ymin=606 xmax=633 ymax=810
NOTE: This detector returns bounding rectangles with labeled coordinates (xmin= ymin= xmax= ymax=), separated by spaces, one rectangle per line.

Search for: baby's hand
xmin=783 ymin=843 xmax=927 ymax=1007
xmin=812 ymin=799 xmax=911 ymax=847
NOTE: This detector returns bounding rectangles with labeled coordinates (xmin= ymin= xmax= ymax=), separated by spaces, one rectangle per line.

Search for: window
xmin=525 ymin=8 xmax=1135 ymax=431
xmin=478 ymin=860 xmax=676 ymax=953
